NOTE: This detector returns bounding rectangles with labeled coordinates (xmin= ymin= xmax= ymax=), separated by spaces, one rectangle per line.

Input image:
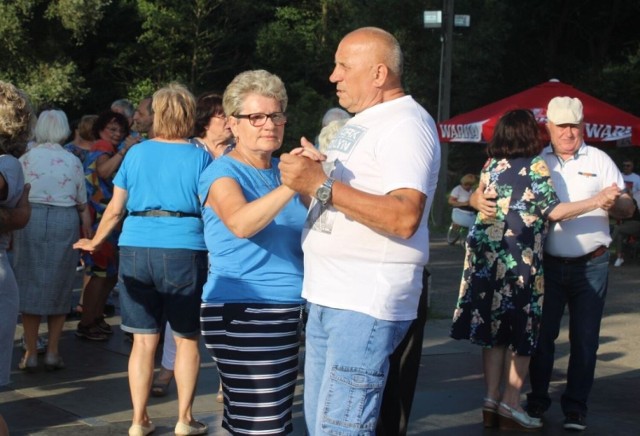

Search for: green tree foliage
xmin=254 ymin=2 xmax=351 ymax=146
xmin=44 ymin=0 xmax=112 ymax=44
xmin=0 ymin=0 xmax=638 ymax=149
xmin=0 ymin=0 xmax=34 ymax=56
xmin=22 ymin=61 xmax=87 ymax=108
xmin=0 ymin=0 xmax=88 ymax=110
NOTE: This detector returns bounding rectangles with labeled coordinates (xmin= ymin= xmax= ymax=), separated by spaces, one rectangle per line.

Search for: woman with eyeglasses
xmin=199 ymin=69 xmax=315 ymax=435
xmin=190 ymin=92 xmax=234 ymax=159
xmin=74 ymin=110 xmax=130 ymax=341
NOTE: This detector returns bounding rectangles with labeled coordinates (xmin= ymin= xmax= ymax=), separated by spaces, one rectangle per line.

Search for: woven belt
xmin=129 ymin=210 xmax=200 ymax=218
xmin=544 ymin=245 xmax=608 ymax=264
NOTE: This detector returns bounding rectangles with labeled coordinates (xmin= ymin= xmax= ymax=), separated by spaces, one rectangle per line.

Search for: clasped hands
xmin=279 ymin=137 xmax=328 ymax=196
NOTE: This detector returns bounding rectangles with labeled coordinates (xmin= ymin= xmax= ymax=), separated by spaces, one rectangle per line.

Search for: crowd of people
xmin=0 ymin=24 xmax=637 ymax=436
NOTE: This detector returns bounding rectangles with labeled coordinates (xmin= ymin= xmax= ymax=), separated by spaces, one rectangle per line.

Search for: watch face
xmin=316 ymin=186 xmax=331 ymax=203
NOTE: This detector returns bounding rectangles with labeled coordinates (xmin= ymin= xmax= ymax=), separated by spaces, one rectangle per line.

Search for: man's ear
xmin=372 ymin=63 xmax=388 ymax=86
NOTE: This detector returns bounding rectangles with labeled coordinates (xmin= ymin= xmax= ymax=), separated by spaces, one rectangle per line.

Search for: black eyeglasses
xmin=233 ymin=112 xmax=287 ymax=127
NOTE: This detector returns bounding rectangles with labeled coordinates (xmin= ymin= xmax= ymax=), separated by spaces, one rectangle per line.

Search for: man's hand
xmin=123 ymin=135 xmax=141 ymax=150
xmin=279 ymin=153 xmax=327 ymax=197
xmin=469 ymin=182 xmax=497 ymax=218
xmin=279 ymin=136 xmax=328 ymax=196
xmin=595 ymin=183 xmax=621 ymax=210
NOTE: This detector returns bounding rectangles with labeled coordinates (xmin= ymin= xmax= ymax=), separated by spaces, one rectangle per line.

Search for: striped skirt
xmin=201 ymin=302 xmax=303 ymax=435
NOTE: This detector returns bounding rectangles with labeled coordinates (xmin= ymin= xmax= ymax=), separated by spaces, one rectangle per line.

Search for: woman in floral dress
xmin=450 ymin=109 xmax=619 ymax=430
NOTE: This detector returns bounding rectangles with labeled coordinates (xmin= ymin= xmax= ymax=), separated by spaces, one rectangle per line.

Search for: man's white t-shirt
xmin=301 ymin=96 xmax=441 ymax=321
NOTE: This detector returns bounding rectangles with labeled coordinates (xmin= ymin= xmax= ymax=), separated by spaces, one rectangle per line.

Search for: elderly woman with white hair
xmin=12 ymin=109 xmax=90 ymax=372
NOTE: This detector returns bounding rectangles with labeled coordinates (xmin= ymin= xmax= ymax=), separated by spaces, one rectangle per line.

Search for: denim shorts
xmin=119 ymin=246 xmax=207 ymax=337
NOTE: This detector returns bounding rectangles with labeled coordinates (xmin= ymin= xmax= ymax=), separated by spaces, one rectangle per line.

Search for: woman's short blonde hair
xmin=78 ymin=114 xmax=98 ymax=141
xmin=152 ymin=83 xmax=196 ymax=139
xmin=0 ymin=81 xmax=34 ymax=157
xmin=223 ymin=70 xmax=287 ymax=117
xmin=460 ymin=173 xmax=477 ymax=186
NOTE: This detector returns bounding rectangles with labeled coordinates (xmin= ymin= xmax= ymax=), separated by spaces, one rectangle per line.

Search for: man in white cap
xmin=472 ymin=96 xmax=633 ymax=431
xmin=524 ymin=96 xmax=634 ymax=431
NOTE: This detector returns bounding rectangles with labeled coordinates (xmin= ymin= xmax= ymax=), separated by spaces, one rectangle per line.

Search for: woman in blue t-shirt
xmin=198 ymin=69 xmax=310 ymax=436
xmin=74 ymin=83 xmax=212 ymax=436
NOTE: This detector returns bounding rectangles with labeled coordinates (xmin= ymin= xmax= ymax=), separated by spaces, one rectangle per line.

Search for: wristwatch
xmin=315 ymin=177 xmax=335 ymax=205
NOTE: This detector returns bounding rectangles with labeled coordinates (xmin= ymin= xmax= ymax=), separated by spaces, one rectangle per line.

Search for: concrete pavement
xmin=2 ymin=235 xmax=639 ymax=435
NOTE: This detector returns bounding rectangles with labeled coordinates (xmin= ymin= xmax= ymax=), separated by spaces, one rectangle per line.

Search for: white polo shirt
xmin=541 ymin=143 xmax=624 ymax=258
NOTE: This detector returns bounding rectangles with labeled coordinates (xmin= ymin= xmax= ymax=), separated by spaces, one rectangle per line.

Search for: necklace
xmin=235 ymin=148 xmax=281 ymax=191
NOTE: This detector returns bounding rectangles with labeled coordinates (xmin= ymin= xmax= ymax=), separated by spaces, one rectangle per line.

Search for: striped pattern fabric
xmin=201 ymin=302 xmax=303 ymax=435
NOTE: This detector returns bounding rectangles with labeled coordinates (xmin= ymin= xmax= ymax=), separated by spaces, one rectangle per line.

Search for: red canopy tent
xmin=438 ymin=80 xmax=640 ymax=145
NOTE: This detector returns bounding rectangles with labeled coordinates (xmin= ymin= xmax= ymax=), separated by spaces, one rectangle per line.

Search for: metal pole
xmin=437 ymin=34 xmax=445 ymax=122
xmin=433 ymin=0 xmax=454 ymax=227
xmin=440 ymin=0 xmax=454 ymax=121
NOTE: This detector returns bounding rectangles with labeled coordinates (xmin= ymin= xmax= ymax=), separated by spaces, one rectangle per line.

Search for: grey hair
xmin=322 ymin=107 xmax=351 ymax=127
xmin=223 ymin=70 xmax=288 ymax=117
xmin=35 ymin=109 xmax=71 ymax=145
xmin=111 ymin=98 xmax=135 ymax=119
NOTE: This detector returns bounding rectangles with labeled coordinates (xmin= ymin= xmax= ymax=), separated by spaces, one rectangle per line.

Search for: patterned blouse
xmin=20 ymin=142 xmax=87 ymax=207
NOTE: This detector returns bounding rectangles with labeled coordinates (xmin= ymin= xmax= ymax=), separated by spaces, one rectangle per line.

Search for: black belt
xmin=544 ymin=245 xmax=608 ymax=264
xmin=130 ymin=210 xmax=200 ymax=218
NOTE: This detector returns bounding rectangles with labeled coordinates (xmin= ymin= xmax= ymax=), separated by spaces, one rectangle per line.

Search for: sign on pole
xmin=423 ymin=11 xmax=442 ymax=28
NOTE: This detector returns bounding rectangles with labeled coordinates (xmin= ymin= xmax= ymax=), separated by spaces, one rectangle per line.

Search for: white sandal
xmin=482 ymin=397 xmax=499 ymax=428
xmin=498 ymin=402 xmax=542 ymax=430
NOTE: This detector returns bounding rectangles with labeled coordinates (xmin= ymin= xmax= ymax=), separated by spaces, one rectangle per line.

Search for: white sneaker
xmin=614 ymin=258 xmax=624 ymax=267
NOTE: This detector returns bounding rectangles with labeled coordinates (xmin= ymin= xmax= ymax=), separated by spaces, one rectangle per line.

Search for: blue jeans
xmin=119 ymin=246 xmax=207 ymax=336
xmin=527 ymin=251 xmax=609 ymax=416
xmin=304 ymin=304 xmax=411 ymax=435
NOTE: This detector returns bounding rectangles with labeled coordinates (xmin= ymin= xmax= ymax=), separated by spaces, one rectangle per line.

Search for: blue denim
xmin=119 ymin=246 xmax=207 ymax=336
xmin=528 ymin=251 xmax=609 ymax=417
xmin=304 ymin=304 xmax=411 ymax=435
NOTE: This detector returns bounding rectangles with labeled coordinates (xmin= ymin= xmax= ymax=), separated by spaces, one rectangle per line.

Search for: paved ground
xmin=1 ymin=235 xmax=639 ymax=435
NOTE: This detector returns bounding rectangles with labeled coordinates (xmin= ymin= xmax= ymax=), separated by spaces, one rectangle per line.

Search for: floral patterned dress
xmin=450 ymin=156 xmax=560 ymax=355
